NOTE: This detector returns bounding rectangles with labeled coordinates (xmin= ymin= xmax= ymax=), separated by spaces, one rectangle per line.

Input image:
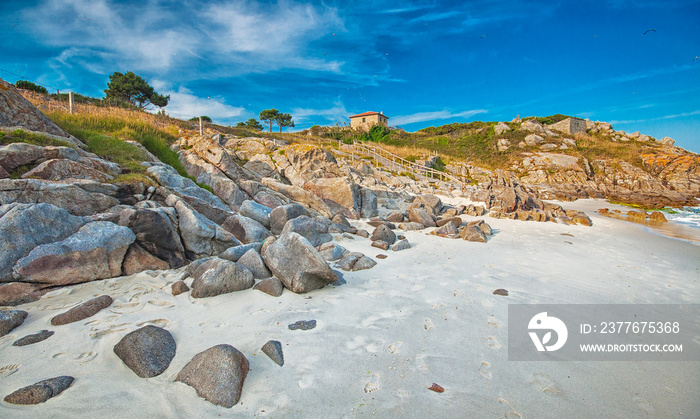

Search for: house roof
xmin=349 ymin=111 xmax=389 ymax=119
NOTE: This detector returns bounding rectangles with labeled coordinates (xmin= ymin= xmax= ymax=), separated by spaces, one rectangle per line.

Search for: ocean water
xmin=665 ymin=206 xmax=700 ymax=230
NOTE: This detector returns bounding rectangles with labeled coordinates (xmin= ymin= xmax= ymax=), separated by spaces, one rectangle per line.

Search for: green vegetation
xmin=236 ymin=118 xmax=263 ymax=131
xmin=15 ymin=80 xmax=48 ymax=95
xmin=190 ymin=116 xmax=212 ymax=123
xmin=259 ymin=108 xmax=295 ymax=132
xmin=0 ymin=129 xmax=73 ymax=147
xmin=105 ymin=71 xmax=170 ymax=109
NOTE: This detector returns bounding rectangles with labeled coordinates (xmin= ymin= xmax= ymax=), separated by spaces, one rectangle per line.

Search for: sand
xmin=1 ymin=198 xmax=698 ymax=418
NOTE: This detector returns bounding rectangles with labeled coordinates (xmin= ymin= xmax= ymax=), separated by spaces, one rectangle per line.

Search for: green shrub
xmin=15 ymin=80 xmax=48 ymax=95
xmin=0 ymin=129 xmax=73 ymax=147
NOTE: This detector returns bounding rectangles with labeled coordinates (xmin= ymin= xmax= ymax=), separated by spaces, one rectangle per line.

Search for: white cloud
xmin=152 ymin=84 xmax=245 ymax=124
xmin=392 ymin=109 xmax=488 ymax=126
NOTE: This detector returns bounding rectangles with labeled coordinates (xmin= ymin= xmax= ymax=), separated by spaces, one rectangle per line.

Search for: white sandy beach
xmin=1 ymin=198 xmax=698 ymax=418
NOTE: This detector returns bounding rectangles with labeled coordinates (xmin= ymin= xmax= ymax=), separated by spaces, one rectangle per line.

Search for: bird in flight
xmin=643 ymin=29 xmax=656 ymax=35
xmin=480 ymin=34 xmax=488 ymax=39
xmin=694 ymin=56 xmax=699 ymax=61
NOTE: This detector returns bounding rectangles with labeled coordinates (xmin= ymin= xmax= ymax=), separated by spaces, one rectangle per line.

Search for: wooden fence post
xmin=68 ymin=92 xmax=75 ymax=114
xmin=199 ymin=116 xmax=203 ymax=136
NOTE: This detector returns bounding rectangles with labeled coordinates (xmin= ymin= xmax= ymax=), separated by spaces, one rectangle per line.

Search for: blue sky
xmin=1 ymin=0 xmax=699 ymax=151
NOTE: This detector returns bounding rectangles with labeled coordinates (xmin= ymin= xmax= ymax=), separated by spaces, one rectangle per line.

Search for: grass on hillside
xmin=45 ymin=109 xmax=191 ymax=180
xmin=0 ymin=129 xmax=75 ymax=147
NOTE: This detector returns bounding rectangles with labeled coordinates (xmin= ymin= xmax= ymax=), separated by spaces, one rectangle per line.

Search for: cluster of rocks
xmin=1 ymin=300 xmax=282 ymax=408
xmin=597 ymin=207 xmax=668 ymax=223
xmin=473 ymin=182 xmax=592 ymax=226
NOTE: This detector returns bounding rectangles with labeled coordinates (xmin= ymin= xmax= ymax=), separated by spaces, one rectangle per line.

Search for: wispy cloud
xmin=392 ymin=109 xmax=488 ymax=126
xmin=409 ymin=11 xmax=462 ymax=23
xmin=610 ymin=109 xmax=700 ymax=125
xmin=292 ymin=100 xmax=350 ymax=124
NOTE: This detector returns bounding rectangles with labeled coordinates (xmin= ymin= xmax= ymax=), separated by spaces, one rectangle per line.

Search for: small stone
xmin=649 ymin=211 xmax=667 ymax=222
xmin=391 ymin=239 xmax=411 ymax=251
xmin=371 ymin=240 xmax=389 ymax=250
xmin=4 ymin=376 xmax=74 ymax=405
xmin=352 ymin=256 xmax=377 ymax=271
xmin=51 ymin=295 xmax=112 ymax=326
xmin=288 ymin=320 xmax=317 ymax=331
xmin=0 ymin=309 xmax=28 ymax=337
xmin=253 ymin=277 xmax=284 ymax=297
xmin=13 ymin=330 xmax=54 ymax=347
xmin=171 ymin=280 xmax=190 ymax=296
xmin=354 ymin=229 xmax=370 ymax=238
xmin=376 ymin=254 xmax=388 ymax=259
xmin=428 ymin=383 xmax=444 ymax=393
xmin=493 ymin=289 xmax=509 ymax=296
xmin=261 ymin=340 xmax=284 ymax=366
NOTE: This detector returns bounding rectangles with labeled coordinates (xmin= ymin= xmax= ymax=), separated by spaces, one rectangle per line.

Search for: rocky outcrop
xmin=118 ymin=208 xmax=187 ymax=268
xmin=280 ymin=215 xmax=332 ymax=247
xmin=278 ymin=144 xmax=342 ymax=186
xmin=303 ymin=177 xmax=361 ymax=218
xmin=0 ymin=78 xmax=78 ymax=142
xmin=189 ymin=257 xmax=254 ymax=298
xmin=0 ymin=179 xmax=120 ymax=216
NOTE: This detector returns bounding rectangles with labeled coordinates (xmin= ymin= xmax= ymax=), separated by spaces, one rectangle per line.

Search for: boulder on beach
xmin=113 ymin=325 xmax=177 ymax=378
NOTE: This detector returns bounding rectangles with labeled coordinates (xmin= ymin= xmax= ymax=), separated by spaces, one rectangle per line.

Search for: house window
xmin=362 ymin=118 xmax=365 ymax=122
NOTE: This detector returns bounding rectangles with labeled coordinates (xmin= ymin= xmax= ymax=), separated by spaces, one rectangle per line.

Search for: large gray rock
xmin=281 ymin=144 xmax=342 ymax=187
xmin=261 ymin=233 xmax=337 ymax=293
xmin=13 ymin=222 xmax=135 ymax=285
xmin=170 ymin=198 xmax=239 ymax=259
xmin=409 ymin=195 xmax=443 ymax=215
xmin=239 ymin=200 xmax=272 ymax=228
xmin=0 ymin=179 xmax=120 ymax=216
xmin=0 ymin=203 xmax=86 ymax=282
xmin=113 ymin=325 xmax=177 ymax=378
xmin=51 ymin=295 xmax=113 ymax=325
xmin=221 ymin=213 xmax=272 ymax=244
xmin=303 ymin=177 xmax=361 ymax=218
xmin=280 ymin=215 xmax=332 ymax=247
xmin=360 ymin=188 xmax=378 ymax=218
xmin=269 ymin=203 xmax=311 ymax=235
xmin=0 ymin=309 xmax=27 ymax=336
xmin=147 ymin=164 xmax=231 ymax=213
xmin=3 ymin=376 xmax=74 ymax=405
xmin=190 ymin=257 xmax=254 ymax=298
xmin=254 ymin=277 xmax=284 ymax=297
xmin=370 ymin=224 xmax=396 ymax=245
xmin=317 ymin=242 xmax=347 ymax=262
xmin=236 ymin=249 xmax=271 ymax=279
xmin=121 ymin=243 xmax=170 ymax=275
xmin=22 ymin=159 xmax=114 ymax=182
xmin=0 ymin=143 xmax=45 ymax=172
xmin=118 ymin=208 xmax=186 ymax=268
xmin=175 ymin=344 xmax=249 ymax=408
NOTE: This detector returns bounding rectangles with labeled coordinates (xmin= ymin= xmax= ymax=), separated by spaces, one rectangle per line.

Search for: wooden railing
xmin=339 ymin=140 xmax=470 ymax=191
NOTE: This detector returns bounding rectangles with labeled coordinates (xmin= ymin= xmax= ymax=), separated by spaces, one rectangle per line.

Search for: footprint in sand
xmin=0 ymin=364 xmax=20 ymax=379
xmin=453 ymin=289 xmax=462 ymax=297
xmin=388 ymin=342 xmax=403 ymax=354
xmin=533 ymin=374 xmax=562 ymax=395
xmin=498 ymin=398 xmax=522 ymax=419
xmin=298 ymin=376 xmax=313 ymax=389
xmin=90 ymin=323 xmax=130 ymax=339
xmin=364 ymin=373 xmax=380 ymax=393
xmin=478 ymin=361 xmax=492 ymax=379
xmin=424 ymin=319 xmax=434 ymax=331
xmin=0 ymin=335 xmax=15 ymax=350
xmin=109 ymin=302 xmax=143 ymax=314
xmin=85 ymin=315 xmax=119 ymax=326
xmin=415 ymin=355 xmax=429 ymax=372
xmin=633 ymin=395 xmax=655 ymax=416
xmin=346 ymin=336 xmax=367 ymax=351
xmin=488 ymin=317 xmax=499 ymax=328
xmin=52 ymin=353 xmax=65 ymax=359
xmin=147 ymin=299 xmax=174 ymax=308
xmin=42 ymin=287 xmax=74 ymax=298
xmin=487 ymin=337 xmax=501 ymax=350
xmin=75 ymin=352 xmax=98 ymax=363
xmin=366 ymin=340 xmax=384 ymax=353
xmin=137 ymin=319 xmax=171 ymax=327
